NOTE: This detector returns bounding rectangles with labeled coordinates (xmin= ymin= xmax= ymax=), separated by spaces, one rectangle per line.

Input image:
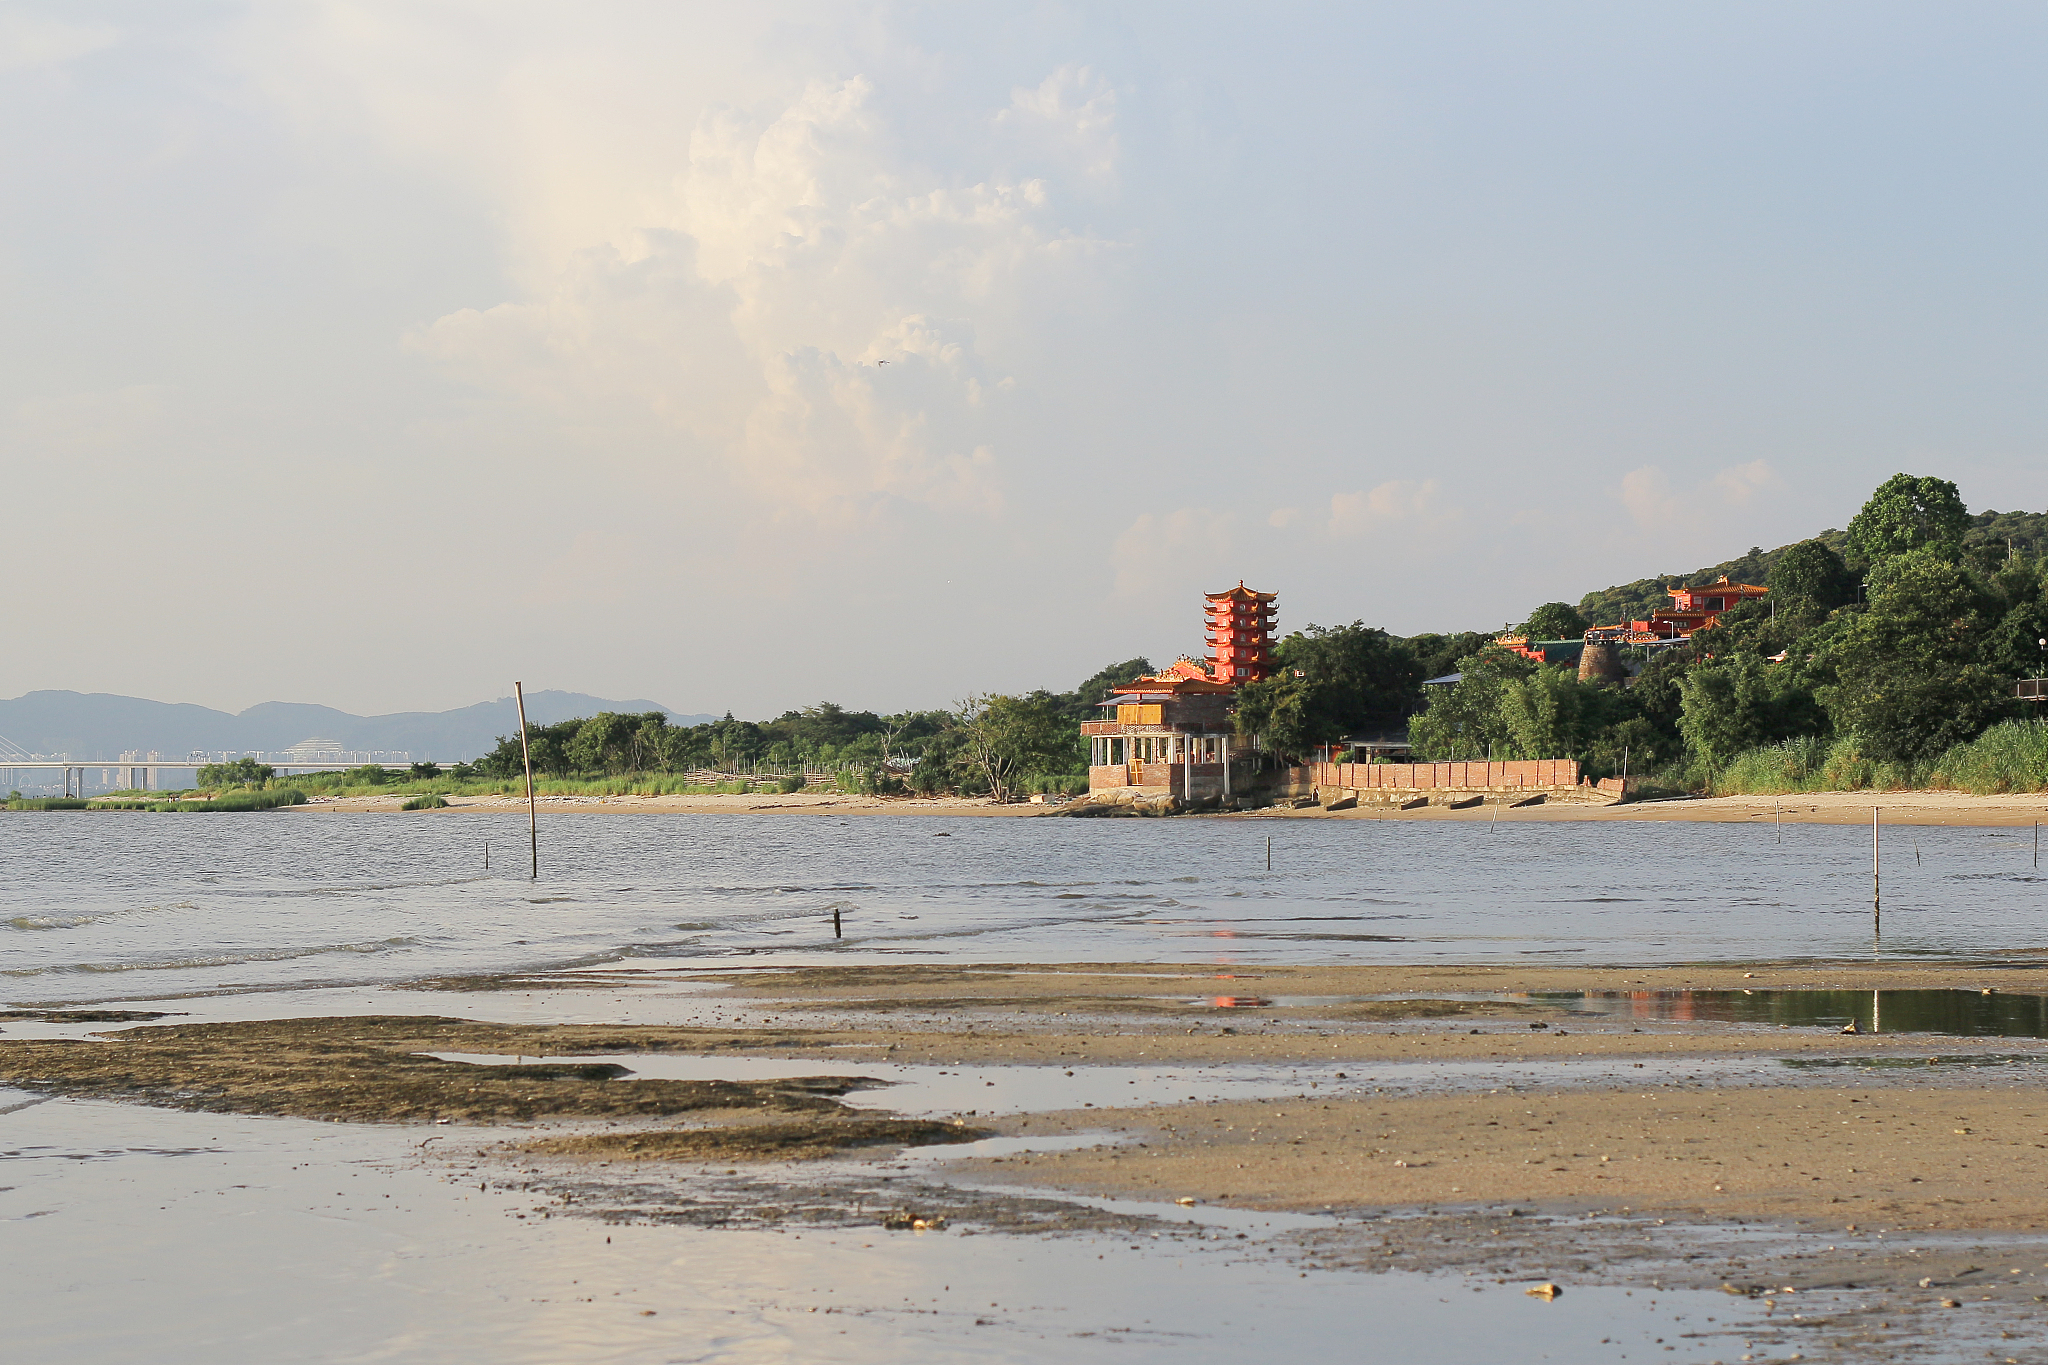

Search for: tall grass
xmin=88 ymin=789 xmax=309 ymax=813
xmin=5 ymin=797 xmax=90 ymax=810
xmin=1705 ymin=720 xmax=2048 ymax=796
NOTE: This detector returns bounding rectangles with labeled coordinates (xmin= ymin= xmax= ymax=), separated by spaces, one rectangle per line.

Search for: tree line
xmin=434 ymin=473 xmax=2048 ymax=797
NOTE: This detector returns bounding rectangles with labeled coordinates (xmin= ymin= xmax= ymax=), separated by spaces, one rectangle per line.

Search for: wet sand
xmin=18 ymin=959 xmax=2048 ymax=1356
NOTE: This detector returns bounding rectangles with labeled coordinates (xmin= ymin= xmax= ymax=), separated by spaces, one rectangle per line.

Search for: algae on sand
xmin=0 ymin=1015 xmax=886 ymax=1125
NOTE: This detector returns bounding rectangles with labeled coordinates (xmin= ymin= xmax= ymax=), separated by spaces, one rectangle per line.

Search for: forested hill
xmin=1576 ymin=507 xmax=2048 ymax=628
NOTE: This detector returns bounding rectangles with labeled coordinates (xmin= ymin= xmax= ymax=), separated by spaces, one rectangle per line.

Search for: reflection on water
xmin=1540 ymin=988 xmax=2048 ymax=1037
xmin=0 ymin=1096 xmax=1746 ymax=1365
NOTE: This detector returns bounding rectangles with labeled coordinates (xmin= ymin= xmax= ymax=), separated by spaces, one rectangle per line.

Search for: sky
xmin=4 ymin=1 xmax=2046 ymax=719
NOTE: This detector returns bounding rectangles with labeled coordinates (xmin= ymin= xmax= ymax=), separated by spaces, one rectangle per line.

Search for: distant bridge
xmin=1 ymin=758 xmax=463 ymax=796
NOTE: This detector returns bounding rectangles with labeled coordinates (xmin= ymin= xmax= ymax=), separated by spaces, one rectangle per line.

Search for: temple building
xmin=1583 ymin=574 xmax=1768 ymax=645
xmin=1205 ymin=582 xmax=1278 ymax=681
xmin=1084 ymin=583 xmax=1276 ymax=798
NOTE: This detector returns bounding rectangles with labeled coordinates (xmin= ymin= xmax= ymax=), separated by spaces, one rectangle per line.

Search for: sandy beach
xmin=290 ymin=787 xmax=2048 ymax=826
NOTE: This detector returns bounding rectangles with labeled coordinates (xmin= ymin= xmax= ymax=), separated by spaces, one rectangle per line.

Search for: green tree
xmin=1407 ymin=646 xmax=1539 ymax=759
xmin=1820 ymin=550 xmax=2013 ymax=761
xmin=1231 ymin=623 xmax=1425 ymax=758
xmin=1767 ymin=539 xmax=1855 ymax=613
xmin=1495 ymin=667 xmax=1615 ymax=759
xmin=1678 ymin=656 xmax=1825 ymax=766
xmin=1054 ymin=658 xmax=1154 ymax=720
xmin=1521 ymin=602 xmax=1589 ymax=640
xmin=1844 ymin=473 xmax=1969 ymax=566
xmin=952 ymin=692 xmax=1076 ymax=801
xmin=198 ymin=757 xmax=276 ymax=788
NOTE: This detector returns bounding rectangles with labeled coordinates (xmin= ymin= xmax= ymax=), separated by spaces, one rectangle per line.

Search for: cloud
xmin=997 ymin=65 xmax=1121 ymax=180
xmin=1112 ymin=507 xmax=1238 ymax=597
xmin=399 ymin=71 xmax=1110 ymax=523
xmin=1619 ymin=460 xmax=1785 ymax=531
xmin=1325 ymin=479 xmax=1454 ymax=537
xmin=0 ymin=12 xmax=119 ymax=72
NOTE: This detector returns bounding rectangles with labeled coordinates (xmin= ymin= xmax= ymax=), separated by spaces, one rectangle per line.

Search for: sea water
xmin=4 ymin=811 xmax=2045 ymax=1005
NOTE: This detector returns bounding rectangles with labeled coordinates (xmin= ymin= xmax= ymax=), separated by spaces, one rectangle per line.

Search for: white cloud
xmin=1112 ymin=507 xmax=1238 ymax=597
xmin=997 ymin=65 xmax=1121 ymax=180
xmin=1619 ymin=460 xmax=1785 ymax=531
xmin=1325 ymin=479 xmax=1454 ymax=537
xmin=0 ymin=12 xmax=119 ymax=72
xmin=394 ymin=70 xmax=1112 ymax=523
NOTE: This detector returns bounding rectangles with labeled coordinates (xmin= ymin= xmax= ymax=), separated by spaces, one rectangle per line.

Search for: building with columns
xmin=1083 ymin=584 xmax=1278 ymax=799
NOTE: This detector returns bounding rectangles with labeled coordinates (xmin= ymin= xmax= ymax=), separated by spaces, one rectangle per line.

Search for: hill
xmin=1575 ymin=507 xmax=2048 ymax=627
xmin=0 ymin=690 xmax=717 ymax=762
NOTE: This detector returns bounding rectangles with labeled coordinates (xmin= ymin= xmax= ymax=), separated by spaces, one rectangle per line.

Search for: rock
xmin=1526 ymin=1283 xmax=1562 ymax=1300
xmin=1840 ymin=1020 xmax=1860 ymax=1034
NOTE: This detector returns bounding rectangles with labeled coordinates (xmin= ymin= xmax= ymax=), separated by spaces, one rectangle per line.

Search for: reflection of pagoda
xmin=1084 ymin=582 xmax=1277 ymax=799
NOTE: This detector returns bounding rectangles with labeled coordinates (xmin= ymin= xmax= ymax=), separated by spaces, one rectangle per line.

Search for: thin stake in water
xmin=515 ymin=680 xmax=539 ymax=880
xmin=1266 ymin=836 xmax=1272 ymax=871
xmin=1873 ymin=806 xmax=1881 ymax=940
xmin=833 ymin=904 xmax=842 ymax=939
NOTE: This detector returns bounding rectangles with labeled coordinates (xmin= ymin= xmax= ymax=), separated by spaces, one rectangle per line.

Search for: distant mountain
xmin=0 ymin=690 xmax=719 ymax=762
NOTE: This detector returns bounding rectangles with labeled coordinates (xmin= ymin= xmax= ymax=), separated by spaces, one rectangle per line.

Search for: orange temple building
xmin=1584 ymin=574 xmax=1769 ymax=645
xmin=1084 ymin=583 xmax=1277 ymax=798
xmin=1205 ymin=582 xmax=1278 ymax=682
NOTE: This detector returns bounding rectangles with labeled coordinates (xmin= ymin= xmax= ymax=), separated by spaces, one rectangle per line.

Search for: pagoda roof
xmin=1673 ymin=575 xmax=1767 ymax=596
xmin=1204 ymin=580 xmax=1277 ymax=603
xmin=1106 ymin=674 xmax=1236 ymax=698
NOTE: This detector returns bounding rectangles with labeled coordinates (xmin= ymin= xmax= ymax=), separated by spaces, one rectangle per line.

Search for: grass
xmin=5 ymin=797 xmax=90 ymax=811
xmin=401 ymin=793 xmax=450 ymax=810
xmin=1705 ymin=720 xmax=2048 ymax=796
xmin=83 ymin=789 xmax=309 ymax=813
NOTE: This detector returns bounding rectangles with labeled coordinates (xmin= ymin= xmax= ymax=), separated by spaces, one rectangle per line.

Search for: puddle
xmin=1526 ymin=988 xmax=2048 ymax=1037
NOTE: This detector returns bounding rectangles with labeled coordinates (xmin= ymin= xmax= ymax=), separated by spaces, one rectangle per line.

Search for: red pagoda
xmin=1204 ymin=582 xmax=1278 ymax=682
xmin=1083 ymin=582 xmax=1278 ymax=798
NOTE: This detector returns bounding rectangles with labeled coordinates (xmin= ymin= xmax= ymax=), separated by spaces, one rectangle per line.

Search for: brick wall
xmin=1312 ymin=759 xmax=1581 ymax=791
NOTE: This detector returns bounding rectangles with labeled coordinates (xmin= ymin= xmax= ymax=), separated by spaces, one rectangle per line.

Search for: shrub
xmin=401 ymin=793 xmax=450 ymax=810
xmin=776 ymin=774 xmax=807 ymax=794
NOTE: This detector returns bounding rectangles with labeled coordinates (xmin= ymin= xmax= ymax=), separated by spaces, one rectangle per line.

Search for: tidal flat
xmin=11 ymin=960 xmax=2048 ymax=1362
xmin=11 ymin=813 xmax=2048 ymax=1360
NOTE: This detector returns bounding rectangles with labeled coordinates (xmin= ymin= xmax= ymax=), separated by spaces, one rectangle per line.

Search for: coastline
xmin=287 ymin=787 xmax=2048 ymax=825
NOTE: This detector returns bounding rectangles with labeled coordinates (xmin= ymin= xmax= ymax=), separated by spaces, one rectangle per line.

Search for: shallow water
xmin=0 ymin=1096 xmax=1752 ymax=1364
xmin=6 ymin=812 xmax=2048 ymax=1005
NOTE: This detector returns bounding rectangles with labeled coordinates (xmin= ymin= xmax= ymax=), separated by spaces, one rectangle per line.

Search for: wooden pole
xmin=515 ymin=681 xmax=538 ymax=880
xmin=833 ymin=904 xmax=842 ymax=939
xmin=1266 ymin=836 xmax=1272 ymax=871
xmin=1872 ymin=807 xmax=1880 ymax=938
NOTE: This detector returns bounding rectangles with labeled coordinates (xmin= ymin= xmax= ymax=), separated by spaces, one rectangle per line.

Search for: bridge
xmin=1 ymin=757 xmax=462 ymax=796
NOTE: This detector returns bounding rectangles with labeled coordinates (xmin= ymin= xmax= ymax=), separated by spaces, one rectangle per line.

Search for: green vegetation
xmin=86 ymin=789 xmax=309 ymax=812
xmin=1399 ymin=475 xmax=2048 ymax=793
xmin=6 ymin=797 xmax=90 ymax=810
xmin=401 ymin=793 xmax=449 ymax=810
xmin=197 ymin=757 xmax=276 ymax=788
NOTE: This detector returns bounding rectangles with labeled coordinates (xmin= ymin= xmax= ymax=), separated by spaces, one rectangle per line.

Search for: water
xmin=0 ymin=1097 xmax=1752 ymax=1365
xmin=5 ymin=812 xmax=2046 ymax=1005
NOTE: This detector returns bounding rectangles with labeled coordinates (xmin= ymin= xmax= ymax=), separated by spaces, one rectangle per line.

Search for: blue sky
xmin=4 ymin=2 xmax=2044 ymax=715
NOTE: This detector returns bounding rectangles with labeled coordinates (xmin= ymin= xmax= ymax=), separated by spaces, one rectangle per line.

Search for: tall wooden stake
xmin=1266 ymin=836 xmax=1272 ymax=871
xmin=515 ymin=681 xmax=538 ymax=880
xmin=1872 ymin=807 xmax=1881 ymax=939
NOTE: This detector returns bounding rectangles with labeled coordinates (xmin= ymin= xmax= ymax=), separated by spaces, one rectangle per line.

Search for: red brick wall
xmin=1313 ymin=759 xmax=1581 ymax=791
